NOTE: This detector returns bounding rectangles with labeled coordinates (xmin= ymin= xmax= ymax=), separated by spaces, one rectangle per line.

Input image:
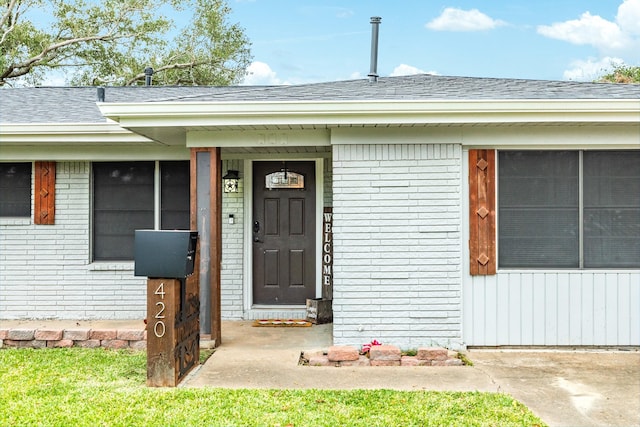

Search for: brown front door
xmin=252 ymin=161 xmax=316 ymax=305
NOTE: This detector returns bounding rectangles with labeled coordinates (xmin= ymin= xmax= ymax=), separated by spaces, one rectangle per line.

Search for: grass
xmin=0 ymin=348 xmax=545 ymax=427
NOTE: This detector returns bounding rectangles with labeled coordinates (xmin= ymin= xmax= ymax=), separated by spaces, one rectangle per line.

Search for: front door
xmin=252 ymin=161 xmax=316 ymax=305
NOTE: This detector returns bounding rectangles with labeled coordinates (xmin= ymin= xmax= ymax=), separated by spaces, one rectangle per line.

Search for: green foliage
xmin=0 ymin=348 xmax=546 ymax=426
xmin=0 ymin=0 xmax=251 ymax=86
xmin=598 ymin=63 xmax=640 ymax=84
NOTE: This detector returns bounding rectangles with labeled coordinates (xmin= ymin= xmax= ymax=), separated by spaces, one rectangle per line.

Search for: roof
xmin=2 ymin=74 xmax=639 ymax=124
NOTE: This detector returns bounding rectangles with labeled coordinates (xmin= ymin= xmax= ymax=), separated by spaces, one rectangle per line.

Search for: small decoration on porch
xmin=361 ymin=339 xmax=382 ymax=356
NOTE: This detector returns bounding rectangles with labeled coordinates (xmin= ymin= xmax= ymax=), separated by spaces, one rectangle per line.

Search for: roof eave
xmin=98 ymin=99 xmax=640 ymax=128
xmin=0 ymin=122 xmax=159 ymax=145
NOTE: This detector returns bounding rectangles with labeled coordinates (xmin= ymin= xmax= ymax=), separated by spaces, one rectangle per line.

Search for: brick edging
xmin=303 ymin=345 xmax=465 ymax=367
xmin=0 ymin=327 xmax=147 ymax=350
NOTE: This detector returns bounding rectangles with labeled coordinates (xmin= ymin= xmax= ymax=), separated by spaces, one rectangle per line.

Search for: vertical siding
xmin=332 ymin=143 xmax=463 ymax=349
xmin=463 ymin=271 xmax=640 ymax=346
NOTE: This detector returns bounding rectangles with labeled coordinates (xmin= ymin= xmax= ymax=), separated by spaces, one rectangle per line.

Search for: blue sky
xmin=228 ymin=0 xmax=640 ymax=85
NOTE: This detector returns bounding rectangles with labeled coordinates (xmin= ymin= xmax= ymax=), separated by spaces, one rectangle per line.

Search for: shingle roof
xmin=1 ymin=74 xmax=639 ymax=124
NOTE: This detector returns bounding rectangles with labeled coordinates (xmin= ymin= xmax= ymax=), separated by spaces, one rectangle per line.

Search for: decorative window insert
xmin=93 ymin=161 xmax=190 ymax=261
xmin=498 ymin=150 xmax=640 ymax=269
xmin=265 ymin=171 xmax=304 ymax=189
xmin=0 ymin=162 xmax=32 ymax=217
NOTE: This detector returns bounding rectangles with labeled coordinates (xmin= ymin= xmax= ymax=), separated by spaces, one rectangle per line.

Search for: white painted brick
xmin=332 ymin=143 xmax=463 ymax=349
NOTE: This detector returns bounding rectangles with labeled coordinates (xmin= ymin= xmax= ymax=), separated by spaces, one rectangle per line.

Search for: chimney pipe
xmin=144 ymin=67 xmax=154 ymax=86
xmin=368 ymin=16 xmax=381 ymax=83
xmin=97 ymin=87 xmax=105 ymax=102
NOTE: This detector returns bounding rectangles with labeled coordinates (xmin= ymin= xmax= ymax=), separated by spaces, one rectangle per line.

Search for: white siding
xmin=463 ymin=272 xmax=640 ymax=346
xmin=0 ymin=162 xmax=146 ymax=320
xmin=332 ymin=143 xmax=463 ymax=349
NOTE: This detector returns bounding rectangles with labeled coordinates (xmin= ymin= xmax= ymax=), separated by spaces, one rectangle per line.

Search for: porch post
xmin=190 ymin=147 xmax=222 ymax=347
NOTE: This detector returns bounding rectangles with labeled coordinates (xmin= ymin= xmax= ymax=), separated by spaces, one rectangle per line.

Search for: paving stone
xmin=117 ymin=329 xmax=145 ymax=341
xmin=417 ymin=347 xmax=448 ymax=361
xmin=101 ymin=339 xmax=129 ymax=349
xmin=63 ymin=329 xmax=90 ymax=340
xmin=47 ymin=339 xmax=74 ymax=348
xmin=371 ymin=359 xmax=401 ymax=367
xmin=34 ymin=329 xmax=63 ymax=341
xmin=4 ymin=339 xmax=46 ymax=348
xmin=0 ymin=339 xmax=3 ymax=348
xmin=445 ymin=358 xmax=465 ymax=366
xmin=340 ymin=356 xmax=371 ymax=367
xmin=75 ymin=339 xmax=102 ymax=348
xmin=401 ymin=356 xmax=431 ymax=366
xmin=129 ymin=340 xmax=147 ymax=350
xmin=0 ymin=329 xmax=8 ymax=339
xmin=302 ymin=349 xmax=325 ymax=361
xmin=327 ymin=345 xmax=359 ymax=362
xmin=369 ymin=345 xmax=401 ymax=361
xmin=90 ymin=329 xmax=117 ymax=340
xmin=7 ymin=329 xmax=35 ymax=340
xmin=308 ymin=355 xmax=334 ymax=366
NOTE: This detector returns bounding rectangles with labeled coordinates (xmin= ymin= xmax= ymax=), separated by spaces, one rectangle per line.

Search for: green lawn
xmin=0 ymin=348 xmax=545 ymax=426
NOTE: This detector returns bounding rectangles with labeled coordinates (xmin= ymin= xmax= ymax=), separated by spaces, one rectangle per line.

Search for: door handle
xmin=253 ymin=221 xmax=262 ymax=242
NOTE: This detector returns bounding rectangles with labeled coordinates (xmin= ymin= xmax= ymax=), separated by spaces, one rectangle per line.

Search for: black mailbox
xmin=134 ymin=230 xmax=198 ymax=278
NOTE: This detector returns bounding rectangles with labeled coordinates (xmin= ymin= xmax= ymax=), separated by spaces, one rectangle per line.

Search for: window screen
xmin=93 ymin=162 xmax=154 ymax=260
xmin=0 ymin=163 xmax=31 ymax=217
xmin=498 ymin=151 xmax=579 ymax=268
xmin=160 ymin=161 xmax=190 ymax=230
xmin=583 ymin=151 xmax=640 ymax=268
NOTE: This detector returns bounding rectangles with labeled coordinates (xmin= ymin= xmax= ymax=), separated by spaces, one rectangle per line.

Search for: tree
xmin=1 ymin=0 xmax=252 ymax=86
xmin=598 ymin=63 xmax=640 ymax=84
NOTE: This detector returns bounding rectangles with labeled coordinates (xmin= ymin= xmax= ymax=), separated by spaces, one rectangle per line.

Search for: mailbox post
xmin=134 ymin=230 xmax=199 ymax=387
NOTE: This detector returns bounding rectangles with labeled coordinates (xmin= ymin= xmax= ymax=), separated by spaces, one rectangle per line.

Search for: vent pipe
xmin=368 ymin=16 xmax=382 ymax=83
xmin=144 ymin=67 xmax=154 ymax=86
xmin=97 ymin=87 xmax=105 ymax=102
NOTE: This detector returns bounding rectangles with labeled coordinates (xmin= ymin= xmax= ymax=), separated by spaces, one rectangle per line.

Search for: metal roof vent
xmin=368 ymin=16 xmax=382 ymax=83
xmin=144 ymin=67 xmax=154 ymax=86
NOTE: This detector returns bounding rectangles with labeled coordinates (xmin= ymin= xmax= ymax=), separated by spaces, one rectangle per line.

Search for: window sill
xmin=88 ymin=261 xmax=135 ymax=272
xmin=0 ymin=217 xmax=31 ymax=226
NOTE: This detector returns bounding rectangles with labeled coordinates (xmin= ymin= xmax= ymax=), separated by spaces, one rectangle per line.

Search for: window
xmin=0 ymin=163 xmax=31 ymax=217
xmin=498 ymin=151 xmax=640 ymax=269
xmin=161 ymin=161 xmax=191 ymax=230
xmin=93 ymin=161 xmax=190 ymax=261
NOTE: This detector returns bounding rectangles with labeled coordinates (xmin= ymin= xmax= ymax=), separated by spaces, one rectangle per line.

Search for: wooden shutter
xmin=34 ymin=161 xmax=55 ymax=225
xmin=469 ymin=150 xmax=496 ymax=275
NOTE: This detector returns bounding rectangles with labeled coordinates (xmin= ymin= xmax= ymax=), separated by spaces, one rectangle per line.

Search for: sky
xmin=226 ymin=0 xmax=640 ymax=85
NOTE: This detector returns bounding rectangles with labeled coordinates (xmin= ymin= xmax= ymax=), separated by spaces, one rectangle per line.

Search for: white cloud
xmin=537 ymin=12 xmax=628 ymax=50
xmin=389 ymin=64 xmax=438 ymax=77
xmin=617 ymin=0 xmax=640 ymax=36
xmin=425 ymin=8 xmax=506 ymax=32
xmin=562 ymin=57 xmax=624 ymax=81
xmin=537 ymin=0 xmax=640 ymax=51
xmin=240 ymin=61 xmax=284 ymax=85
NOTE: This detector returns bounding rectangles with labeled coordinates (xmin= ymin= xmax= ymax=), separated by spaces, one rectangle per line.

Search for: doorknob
xmin=253 ymin=221 xmax=262 ymax=242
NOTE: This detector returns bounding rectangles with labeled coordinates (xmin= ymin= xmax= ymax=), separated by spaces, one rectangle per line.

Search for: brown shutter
xmin=469 ymin=150 xmax=496 ymax=275
xmin=34 ymin=161 xmax=56 ymax=225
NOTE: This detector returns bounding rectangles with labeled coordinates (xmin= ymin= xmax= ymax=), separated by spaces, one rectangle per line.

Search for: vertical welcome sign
xmin=322 ymin=207 xmax=333 ymax=300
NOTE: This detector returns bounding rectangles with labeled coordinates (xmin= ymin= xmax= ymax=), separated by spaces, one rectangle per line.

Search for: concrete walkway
xmin=182 ymin=321 xmax=640 ymax=427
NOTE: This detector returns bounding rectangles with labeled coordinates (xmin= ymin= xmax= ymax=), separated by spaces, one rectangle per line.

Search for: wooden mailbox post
xmin=135 ymin=230 xmax=200 ymax=387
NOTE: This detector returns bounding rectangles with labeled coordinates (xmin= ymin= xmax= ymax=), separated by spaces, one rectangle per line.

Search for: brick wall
xmin=221 ymin=159 xmax=244 ymax=319
xmin=331 ymin=143 xmax=463 ymax=350
xmin=0 ymin=162 xmax=146 ymax=320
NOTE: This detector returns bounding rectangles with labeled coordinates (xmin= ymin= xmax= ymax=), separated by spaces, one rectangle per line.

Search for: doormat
xmin=252 ymin=319 xmax=312 ymax=327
